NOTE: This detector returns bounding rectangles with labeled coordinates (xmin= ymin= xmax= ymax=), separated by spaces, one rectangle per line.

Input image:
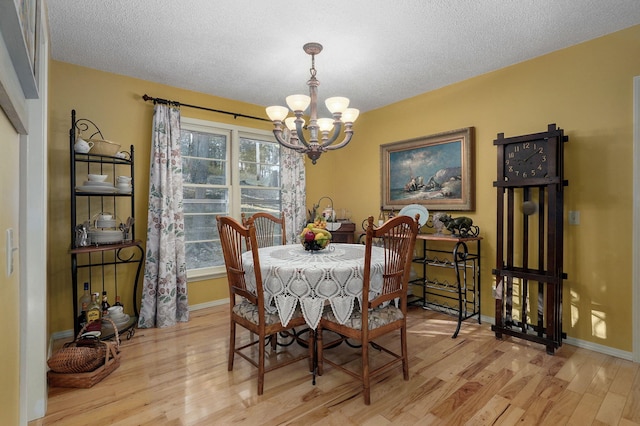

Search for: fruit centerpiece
xmin=300 ymin=218 xmax=332 ymax=251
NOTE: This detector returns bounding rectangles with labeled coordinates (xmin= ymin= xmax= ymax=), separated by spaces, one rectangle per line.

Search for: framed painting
xmin=380 ymin=127 xmax=474 ymax=211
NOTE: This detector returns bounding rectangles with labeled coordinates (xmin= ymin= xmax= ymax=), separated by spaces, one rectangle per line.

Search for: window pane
xmin=181 ymin=130 xmax=227 ymax=185
xmin=184 ymin=214 xmax=219 ymax=241
xmin=183 ymin=187 xmax=228 ymax=214
xmin=241 ymin=188 xmax=281 ymax=214
xmin=239 ymin=137 xmax=280 ymax=187
xmin=180 ymin=131 xmax=226 ymax=158
xmin=183 ymin=158 xmax=226 ymax=185
xmin=185 ymin=240 xmax=224 ymax=269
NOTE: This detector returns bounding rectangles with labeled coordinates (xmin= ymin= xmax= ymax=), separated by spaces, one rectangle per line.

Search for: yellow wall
xmin=307 ymin=25 xmax=640 ymax=351
xmin=0 ymin=109 xmax=21 ymax=425
xmin=49 ymin=24 xmax=639 ymax=352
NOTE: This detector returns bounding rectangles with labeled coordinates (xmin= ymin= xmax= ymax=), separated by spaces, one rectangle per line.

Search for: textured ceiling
xmin=46 ymin=0 xmax=640 ymax=114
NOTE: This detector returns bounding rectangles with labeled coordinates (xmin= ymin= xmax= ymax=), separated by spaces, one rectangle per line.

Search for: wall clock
xmin=504 ymin=138 xmax=548 ymax=181
xmin=492 ymin=123 xmax=568 ymax=354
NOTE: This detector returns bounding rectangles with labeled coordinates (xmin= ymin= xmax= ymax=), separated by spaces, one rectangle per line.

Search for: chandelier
xmin=266 ymin=42 xmax=360 ymax=165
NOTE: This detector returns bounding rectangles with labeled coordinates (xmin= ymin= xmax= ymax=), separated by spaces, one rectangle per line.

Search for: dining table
xmin=241 ymin=243 xmax=386 ymax=330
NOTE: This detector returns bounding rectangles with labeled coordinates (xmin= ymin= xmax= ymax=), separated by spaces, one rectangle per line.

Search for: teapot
xmin=74 ymin=138 xmax=94 ymax=153
xmin=322 ymin=205 xmax=336 ymax=222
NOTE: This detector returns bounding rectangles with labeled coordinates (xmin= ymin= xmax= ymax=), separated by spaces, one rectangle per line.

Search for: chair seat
xmin=233 ymin=300 xmax=302 ymax=326
xmin=322 ymin=305 xmax=404 ymax=330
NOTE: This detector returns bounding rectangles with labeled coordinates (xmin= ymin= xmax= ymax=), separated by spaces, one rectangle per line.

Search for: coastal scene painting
xmin=380 ymin=128 xmax=474 ymax=211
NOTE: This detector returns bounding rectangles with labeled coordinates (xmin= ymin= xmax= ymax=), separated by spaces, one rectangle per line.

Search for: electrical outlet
xmin=568 ymin=211 xmax=580 ymax=225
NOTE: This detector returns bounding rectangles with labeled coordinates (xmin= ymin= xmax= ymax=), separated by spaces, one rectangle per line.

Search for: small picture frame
xmin=380 ymin=127 xmax=474 ymax=211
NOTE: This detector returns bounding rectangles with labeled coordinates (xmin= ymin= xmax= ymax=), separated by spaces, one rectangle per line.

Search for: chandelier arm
xmin=273 ymin=129 xmax=309 ymax=152
xmin=320 ymin=121 xmax=344 ymax=148
xmin=324 ymin=130 xmax=354 ymax=151
xmin=293 ymin=119 xmax=311 ymax=148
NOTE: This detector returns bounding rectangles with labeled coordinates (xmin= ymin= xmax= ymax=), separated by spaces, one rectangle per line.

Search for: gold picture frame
xmin=380 ymin=127 xmax=474 ymax=211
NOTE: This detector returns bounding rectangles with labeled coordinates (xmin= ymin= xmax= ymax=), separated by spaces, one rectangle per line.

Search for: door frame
xmin=633 ymin=76 xmax=639 ymax=362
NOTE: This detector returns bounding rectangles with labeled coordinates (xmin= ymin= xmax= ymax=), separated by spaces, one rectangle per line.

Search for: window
xmin=180 ymin=117 xmax=281 ymax=279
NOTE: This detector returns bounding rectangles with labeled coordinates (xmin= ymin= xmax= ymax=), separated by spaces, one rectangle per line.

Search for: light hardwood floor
xmin=31 ymin=305 xmax=640 ymax=425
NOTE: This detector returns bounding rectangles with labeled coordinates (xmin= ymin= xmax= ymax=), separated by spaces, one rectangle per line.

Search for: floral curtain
xmin=138 ymin=103 xmax=189 ymax=328
xmin=280 ymin=149 xmax=306 ymax=244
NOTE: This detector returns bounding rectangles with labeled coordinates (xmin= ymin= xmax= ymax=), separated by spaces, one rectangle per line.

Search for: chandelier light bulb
xmin=284 ymin=117 xmax=298 ymax=131
xmin=317 ymin=118 xmax=335 ymax=132
xmin=325 ymin=97 xmax=350 ymax=114
xmin=341 ymin=108 xmax=360 ymax=123
xmin=286 ymin=94 xmax=311 ymax=112
xmin=265 ymin=105 xmax=289 ymax=121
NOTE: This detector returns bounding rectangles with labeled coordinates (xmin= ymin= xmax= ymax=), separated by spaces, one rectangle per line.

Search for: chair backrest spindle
xmin=241 ymin=212 xmax=286 ymax=248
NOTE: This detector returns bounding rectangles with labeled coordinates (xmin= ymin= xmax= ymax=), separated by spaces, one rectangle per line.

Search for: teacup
xmin=74 ymin=138 xmax=94 ymax=153
xmin=115 ymin=151 xmax=130 ymax=160
xmin=117 ymin=176 xmax=132 ymax=184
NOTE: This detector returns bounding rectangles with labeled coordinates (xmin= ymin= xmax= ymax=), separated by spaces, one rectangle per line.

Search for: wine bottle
xmin=101 ymin=291 xmax=111 ymax=316
xmin=378 ymin=206 xmax=385 ymax=226
xmin=85 ymin=292 xmax=102 ymax=333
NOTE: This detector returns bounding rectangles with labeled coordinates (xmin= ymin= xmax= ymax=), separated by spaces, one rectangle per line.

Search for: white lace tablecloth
xmin=241 ymin=243 xmax=384 ymax=329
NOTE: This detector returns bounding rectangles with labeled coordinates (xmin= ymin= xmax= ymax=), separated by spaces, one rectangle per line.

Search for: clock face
xmin=504 ymin=139 xmax=548 ymax=180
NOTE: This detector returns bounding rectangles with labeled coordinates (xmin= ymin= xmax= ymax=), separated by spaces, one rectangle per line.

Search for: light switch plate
xmin=568 ymin=211 xmax=580 ymax=225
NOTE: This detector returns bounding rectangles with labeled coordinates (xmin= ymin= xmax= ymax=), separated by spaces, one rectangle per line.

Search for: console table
xmin=329 ymin=221 xmax=355 ymax=244
xmin=409 ymin=233 xmax=482 ymax=338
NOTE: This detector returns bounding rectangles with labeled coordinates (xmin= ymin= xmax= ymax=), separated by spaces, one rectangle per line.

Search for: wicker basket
xmin=47 ymin=342 xmax=120 ymax=388
xmin=89 ymin=139 xmax=121 ymax=156
xmin=47 ymin=344 xmax=106 ymax=374
xmin=47 ymin=318 xmax=121 ymax=388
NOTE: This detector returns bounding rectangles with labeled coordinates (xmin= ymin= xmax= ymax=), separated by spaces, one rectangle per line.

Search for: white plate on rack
xmin=83 ymin=181 xmax=113 ymax=187
xmin=103 ymin=314 xmax=130 ymax=328
xmin=399 ymin=204 xmax=429 ymax=227
xmin=95 ymin=219 xmax=117 ymax=228
xmin=76 ymin=185 xmax=117 ymax=193
xmin=89 ymin=229 xmax=124 ymax=244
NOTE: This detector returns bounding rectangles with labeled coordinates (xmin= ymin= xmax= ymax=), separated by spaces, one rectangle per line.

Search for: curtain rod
xmin=142 ymin=94 xmax=270 ymax=122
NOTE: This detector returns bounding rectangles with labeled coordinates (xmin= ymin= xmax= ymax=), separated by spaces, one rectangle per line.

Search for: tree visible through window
xmin=180 ymin=118 xmax=281 ymax=276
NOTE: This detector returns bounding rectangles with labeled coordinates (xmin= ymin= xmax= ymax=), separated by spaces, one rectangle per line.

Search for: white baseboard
xmin=478 ymin=314 xmax=633 ymax=361
xmin=188 ymin=298 xmax=229 ymax=311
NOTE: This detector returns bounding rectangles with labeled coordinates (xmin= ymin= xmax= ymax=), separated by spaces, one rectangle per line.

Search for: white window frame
xmin=181 ymin=116 xmax=279 ymax=281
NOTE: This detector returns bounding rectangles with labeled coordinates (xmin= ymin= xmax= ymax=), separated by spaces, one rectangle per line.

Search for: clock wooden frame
xmin=492 ymin=123 xmax=568 ymax=354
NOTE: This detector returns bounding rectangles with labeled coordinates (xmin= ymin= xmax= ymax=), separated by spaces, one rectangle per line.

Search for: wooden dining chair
xmin=241 ymin=212 xmax=286 ymax=248
xmin=216 ymin=216 xmax=312 ymax=395
xmin=316 ymin=214 xmax=420 ymax=404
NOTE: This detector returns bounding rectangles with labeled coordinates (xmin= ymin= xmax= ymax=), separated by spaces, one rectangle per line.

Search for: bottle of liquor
xmin=114 ymin=295 xmax=124 ymax=308
xmin=77 ymin=300 xmax=89 ymax=331
xmin=388 ymin=208 xmax=395 ymax=219
xmin=378 ymin=206 xmax=385 ymax=226
xmin=76 ymin=282 xmax=91 ymax=331
xmin=78 ymin=282 xmax=91 ymax=316
xmin=101 ymin=291 xmax=111 ymax=316
xmin=85 ymin=292 xmax=102 ymax=333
